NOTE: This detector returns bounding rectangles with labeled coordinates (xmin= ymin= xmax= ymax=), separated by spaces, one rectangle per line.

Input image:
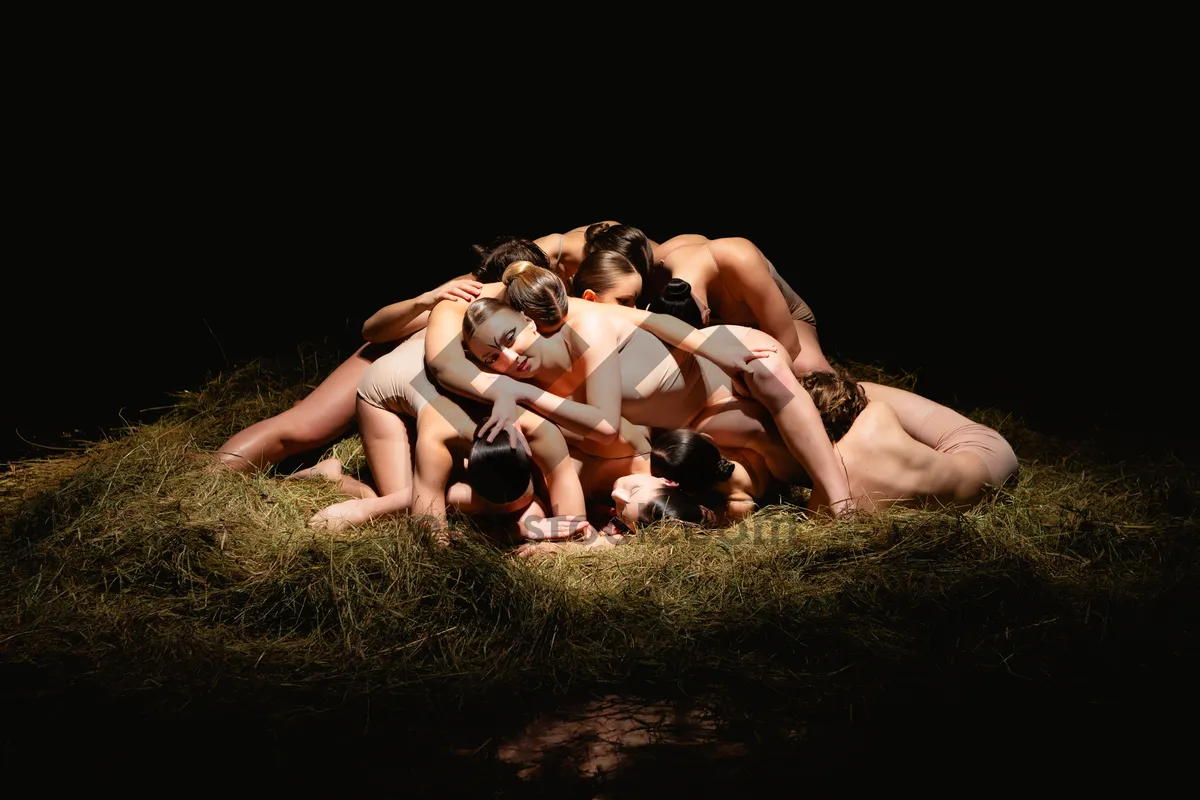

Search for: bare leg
xmin=215 ymin=341 xmax=395 ymax=473
xmin=287 ymin=458 xmax=378 ymax=499
xmin=791 ymin=320 xmax=834 ymax=375
xmin=308 ymin=396 xmax=414 ymax=530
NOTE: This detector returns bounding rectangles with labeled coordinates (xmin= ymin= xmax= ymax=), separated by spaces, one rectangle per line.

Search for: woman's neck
xmin=530 ymin=331 xmax=574 ymax=379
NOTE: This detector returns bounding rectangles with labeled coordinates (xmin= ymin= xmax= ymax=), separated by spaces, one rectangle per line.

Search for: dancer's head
xmin=571 ymin=250 xmax=643 ymax=307
xmin=651 ymin=429 xmax=735 ymax=490
xmin=583 ymin=222 xmax=654 ymax=280
xmin=461 ymin=297 xmax=542 ymax=379
xmin=502 ymin=261 xmax=569 ymax=334
xmin=796 ymin=371 xmax=869 ymax=442
xmin=469 ymin=236 xmax=550 ymax=283
xmin=647 ymin=278 xmax=707 ymax=327
xmin=466 ymin=435 xmax=534 ymax=507
xmin=610 ymin=473 xmax=716 ymax=531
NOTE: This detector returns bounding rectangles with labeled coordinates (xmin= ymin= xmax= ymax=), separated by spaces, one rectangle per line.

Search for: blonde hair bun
xmin=502 ymin=261 xmax=538 ymax=286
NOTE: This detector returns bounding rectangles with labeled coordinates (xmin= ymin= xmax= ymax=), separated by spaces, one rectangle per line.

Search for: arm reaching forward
xmin=362 ymin=275 xmax=484 ymax=343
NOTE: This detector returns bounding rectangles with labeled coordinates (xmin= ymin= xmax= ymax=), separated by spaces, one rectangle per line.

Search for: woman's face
xmin=464 ymin=307 xmax=542 ymax=378
xmin=610 ymin=473 xmax=673 ymax=530
xmin=584 ymin=273 xmax=643 ymax=308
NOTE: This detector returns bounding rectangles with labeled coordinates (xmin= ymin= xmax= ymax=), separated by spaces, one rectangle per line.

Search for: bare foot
xmin=514 ymin=532 xmax=625 ymax=560
xmin=287 ymin=457 xmax=344 ymax=482
xmin=308 ymin=496 xmax=373 ymax=531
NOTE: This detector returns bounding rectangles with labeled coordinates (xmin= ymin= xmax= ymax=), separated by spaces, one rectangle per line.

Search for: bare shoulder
xmin=518 ymin=409 xmax=564 ymax=443
xmin=662 ymin=240 xmax=716 ymax=269
xmin=656 ymin=233 xmax=710 ymax=261
xmin=708 ymin=237 xmax=765 ymax=272
xmin=857 ymin=399 xmax=901 ymax=429
xmin=567 ymin=300 xmax=619 ymax=334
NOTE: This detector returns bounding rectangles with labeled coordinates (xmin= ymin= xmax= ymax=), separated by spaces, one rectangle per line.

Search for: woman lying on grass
xmin=639 ymin=370 xmax=1019 ymax=524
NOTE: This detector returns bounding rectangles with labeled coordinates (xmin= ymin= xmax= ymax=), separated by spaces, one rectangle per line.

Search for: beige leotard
xmin=357 ymin=330 xmax=440 ymax=418
xmin=764 ymin=260 xmax=817 ymax=325
xmin=561 ymin=325 xmax=730 ymax=431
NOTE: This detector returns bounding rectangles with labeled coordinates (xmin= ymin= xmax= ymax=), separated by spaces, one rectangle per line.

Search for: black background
xmin=7 ymin=105 xmax=1189 ymax=464
xmin=3 ymin=41 xmax=1191 ymax=465
xmin=2 ymin=27 xmax=1195 ymax=791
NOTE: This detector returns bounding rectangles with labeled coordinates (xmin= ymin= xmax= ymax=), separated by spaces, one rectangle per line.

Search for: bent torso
xmin=835 ymin=401 xmax=990 ymax=512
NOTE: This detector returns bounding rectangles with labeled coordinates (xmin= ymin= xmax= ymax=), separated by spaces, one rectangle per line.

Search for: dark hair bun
xmin=715 ymin=458 xmax=735 ymax=481
xmin=662 ymin=278 xmax=693 ymax=300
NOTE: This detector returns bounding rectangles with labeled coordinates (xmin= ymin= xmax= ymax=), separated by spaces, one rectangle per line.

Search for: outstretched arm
xmin=362 ymin=275 xmax=483 ymax=343
xmin=581 ymin=303 xmax=773 ymax=378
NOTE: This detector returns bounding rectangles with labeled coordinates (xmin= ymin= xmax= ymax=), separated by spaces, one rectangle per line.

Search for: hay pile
xmin=2 ymin=340 xmax=1198 ymax=743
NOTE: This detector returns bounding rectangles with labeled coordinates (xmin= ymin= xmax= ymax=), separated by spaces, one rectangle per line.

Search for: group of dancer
xmin=213 ymin=222 xmax=1019 ymax=555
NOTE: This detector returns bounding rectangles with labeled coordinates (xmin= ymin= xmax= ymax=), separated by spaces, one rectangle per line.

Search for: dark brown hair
xmin=502 ymin=261 xmax=569 ymax=332
xmin=796 ymin=371 xmax=869 ymax=442
xmin=571 ymin=250 xmax=640 ymax=299
xmin=461 ymin=297 xmax=513 ymax=352
xmin=583 ymin=223 xmax=653 ymax=280
xmin=468 ymin=236 xmax=550 ymax=282
xmin=651 ymin=429 xmax=735 ymax=490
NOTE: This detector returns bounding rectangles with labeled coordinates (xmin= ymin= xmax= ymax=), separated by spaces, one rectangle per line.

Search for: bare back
xmin=834 ymin=401 xmax=993 ymax=513
xmin=653 ymin=233 xmax=711 ymax=263
xmin=658 ymin=241 xmax=723 ymax=319
xmin=659 ymin=238 xmax=796 ymax=328
xmin=859 ymin=382 xmax=1019 ymax=490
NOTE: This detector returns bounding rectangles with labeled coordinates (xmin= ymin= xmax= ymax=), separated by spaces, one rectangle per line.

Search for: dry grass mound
xmin=2 ymin=341 xmax=1198 ymax=741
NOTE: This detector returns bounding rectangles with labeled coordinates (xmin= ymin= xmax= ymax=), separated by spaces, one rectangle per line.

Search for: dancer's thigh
xmin=356 ymin=395 xmax=413 ymax=497
xmin=285 ymin=340 xmax=399 ymax=441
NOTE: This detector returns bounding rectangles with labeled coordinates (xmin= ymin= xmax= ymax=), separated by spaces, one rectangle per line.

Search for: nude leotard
xmin=565 ymin=326 xmax=730 ymax=431
xmin=357 ymin=330 xmax=440 ymax=419
xmin=764 ymin=260 xmax=817 ymax=325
